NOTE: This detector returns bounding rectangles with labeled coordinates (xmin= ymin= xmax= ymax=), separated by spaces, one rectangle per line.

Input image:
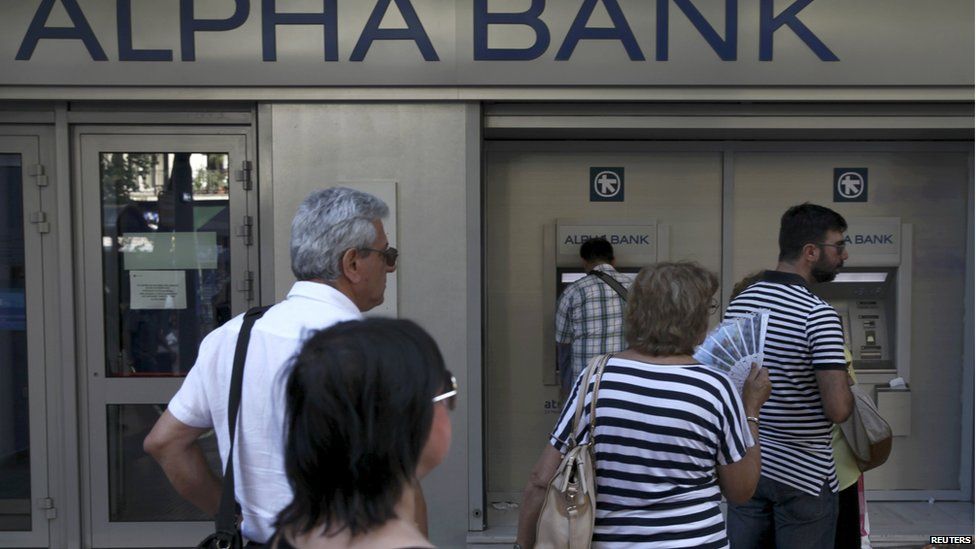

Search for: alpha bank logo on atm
xmin=834 ymin=168 xmax=868 ymax=202
xmin=590 ymin=167 xmax=624 ymax=202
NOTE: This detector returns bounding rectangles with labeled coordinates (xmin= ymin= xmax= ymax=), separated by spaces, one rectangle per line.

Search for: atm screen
xmin=556 ymin=267 xmax=640 ymax=299
xmin=813 ymin=268 xmax=896 ymax=371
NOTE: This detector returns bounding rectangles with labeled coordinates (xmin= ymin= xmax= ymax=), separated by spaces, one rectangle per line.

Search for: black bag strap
xmin=590 ymin=270 xmax=628 ymax=302
xmin=215 ymin=305 xmax=271 ymax=535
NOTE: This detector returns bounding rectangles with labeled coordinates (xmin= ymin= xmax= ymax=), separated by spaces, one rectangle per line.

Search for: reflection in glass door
xmin=79 ymin=133 xmax=253 ymax=548
xmin=0 ymin=136 xmax=49 ymax=548
xmin=101 ymin=152 xmax=233 ymax=379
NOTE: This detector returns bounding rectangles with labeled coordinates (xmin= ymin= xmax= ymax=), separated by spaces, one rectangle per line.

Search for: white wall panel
xmin=269 ymin=103 xmax=478 ymax=546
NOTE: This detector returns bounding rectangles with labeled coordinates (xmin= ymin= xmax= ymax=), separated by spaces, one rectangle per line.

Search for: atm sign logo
xmin=834 ymin=168 xmax=868 ymax=202
xmin=590 ymin=167 xmax=624 ymax=202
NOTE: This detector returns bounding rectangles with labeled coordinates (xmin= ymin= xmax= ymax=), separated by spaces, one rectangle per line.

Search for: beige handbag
xmin=839 ymin=385 xmax=893 ymax=472
xmin=535 ymin=354 xmax=610 ymax=549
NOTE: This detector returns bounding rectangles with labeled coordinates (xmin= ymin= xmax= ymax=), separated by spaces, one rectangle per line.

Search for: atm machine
xmin=812 ymin=217 xmax=912 ymax=438
xmin=541 ymin=219 xmax=670 ymax=387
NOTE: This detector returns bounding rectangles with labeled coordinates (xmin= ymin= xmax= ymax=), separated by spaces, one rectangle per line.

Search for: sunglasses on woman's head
xmin=432 ymin=371 xmax=458 ymax=411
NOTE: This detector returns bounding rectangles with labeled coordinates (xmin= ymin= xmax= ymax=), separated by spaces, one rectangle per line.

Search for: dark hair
xmin=275 ymin=318 xmax=447 ymax=538
xmin=580 ymin=237 xmax=614 ymax=263
xmin=731 ymin=271 xmax=764 ymax=300
xmin=625 ymin=262 xmax=719 ymax=356
xmin=778 ymin=203 xmax=848 ymax=262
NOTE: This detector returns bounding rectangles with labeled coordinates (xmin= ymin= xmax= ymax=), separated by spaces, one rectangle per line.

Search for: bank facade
xmin=0 ymin=1 xmax=973 ymax=547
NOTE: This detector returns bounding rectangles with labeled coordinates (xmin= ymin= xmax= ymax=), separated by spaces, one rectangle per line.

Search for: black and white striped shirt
xmin=724 ymin=270 xmax=848 ymax=496
xmin=551 ymin=357 xmax=753 ymax=548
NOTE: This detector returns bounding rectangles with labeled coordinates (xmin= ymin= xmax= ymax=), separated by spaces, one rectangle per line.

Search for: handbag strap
xmin=569 ymin=353 xmax=612 ymax=449
xmin=590 ymin=270 xmax=628 ymax=302
xmin=215 ymin=305 xmax=271 ymax=534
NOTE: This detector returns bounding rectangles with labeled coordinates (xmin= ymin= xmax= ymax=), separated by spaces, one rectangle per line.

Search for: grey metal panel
xmin=483 ymin=103 xmax=975 ymax=140
xmin=0 ymin=86 xmax=973 ymax=103
xmin=66 ymin=111 xmax=253 ymax=125
xmin=961 ymin=152 xmax=975 ymax=500
xmin=49 ymin=107 xmax=83 ymax=549
xmin=464 ymin=102 xmax=485 ymax=531
xmin=485 ymin=141 xmax=975 ymax=153
xmin=721 ymin=151 xmax=734 ymax=312
xmin=0 ymin=110 xmax=55 ymax=124
xmin=257 ymin=104 xmax=276 ymax=306
xmin=485 ymin=103 xmax=976 ymax=117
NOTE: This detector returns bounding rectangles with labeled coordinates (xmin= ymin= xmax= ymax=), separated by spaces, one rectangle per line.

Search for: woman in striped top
xmin=516 ymin=262 xmax=772 ymax=548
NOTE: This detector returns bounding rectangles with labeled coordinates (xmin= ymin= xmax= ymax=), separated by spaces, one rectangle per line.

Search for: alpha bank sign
xmin=1 ymin=0 xmax=971 ymax=87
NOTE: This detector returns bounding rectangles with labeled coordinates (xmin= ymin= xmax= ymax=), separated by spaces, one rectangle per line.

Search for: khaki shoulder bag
xmin=535 ymin=353 xmax=611 ymax=549
xmin=839 ymin=384 xmax=893 ymax=472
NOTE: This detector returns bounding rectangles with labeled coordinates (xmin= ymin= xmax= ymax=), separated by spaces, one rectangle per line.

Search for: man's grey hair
xmin=290 ymin=187 xmax=389 ymax=282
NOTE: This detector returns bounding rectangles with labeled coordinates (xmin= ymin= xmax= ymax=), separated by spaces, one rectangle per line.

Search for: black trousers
xmin=834 ymin=482 xmax=861 ymax=549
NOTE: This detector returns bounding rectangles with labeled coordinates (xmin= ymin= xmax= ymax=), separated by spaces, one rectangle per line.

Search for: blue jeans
xmin=727 ymin=476 xmax=838 ymax=549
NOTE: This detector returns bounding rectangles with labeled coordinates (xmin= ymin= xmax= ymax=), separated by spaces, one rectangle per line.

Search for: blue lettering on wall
xmin=556 ymin=0 xmax=645 ymax=61
xmin=262 ymin=0 xmax=338 ymax=61
xmin=565 ymin=234 xmax=606 ymax=245
xmin=845 ymin=234 xmax=894 ymax=245
xmin=351 ymin=0 xmax=439 ymax=61
xmin=17 ymin=0 xmax=108 ymax=61
xmin=119 ymin=0 xmax=173 ymax=61
xmin=473 ymin=0 xmax=550 ymax=61
xmin=656 ymin=0 xmax=737 ymax=61
xmin=13 ymin=0 xmax=839 ymax=65
xmin=180 ymin=0 xmax=249 ymax=62
xmin=609 ymin=234 xmax=650 ymax=245
xmin=759 ymin=0 xmax=838 ymax=61
xmin=564 ymin=234 xmax=650 ymax=245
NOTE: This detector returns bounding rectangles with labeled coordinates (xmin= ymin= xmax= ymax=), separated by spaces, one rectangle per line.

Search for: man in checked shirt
xmin=554 ymin=237 xmax=631 ymax=402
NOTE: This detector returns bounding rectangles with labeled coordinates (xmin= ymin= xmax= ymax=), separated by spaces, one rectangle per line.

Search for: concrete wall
xmin=266 ymin=103 xmax=479 ymax=547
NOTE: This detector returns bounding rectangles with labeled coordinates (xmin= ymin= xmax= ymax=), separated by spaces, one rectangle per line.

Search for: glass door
xmin=78 ymin=132 xmax=253 ymax=548
xmin=0 ymin=136 xmax=49 ymax=548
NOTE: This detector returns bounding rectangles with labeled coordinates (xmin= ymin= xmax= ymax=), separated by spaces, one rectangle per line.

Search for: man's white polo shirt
xmin=167 ymin=281 xmax=363 ymax=543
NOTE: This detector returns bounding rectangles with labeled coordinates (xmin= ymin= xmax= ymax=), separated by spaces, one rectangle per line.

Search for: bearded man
xmin=724 ymin=203 xmax=854 ymax=549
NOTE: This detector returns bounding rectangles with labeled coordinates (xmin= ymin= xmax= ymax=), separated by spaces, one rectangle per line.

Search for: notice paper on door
xmin=130 ymin=270 xmax=187 ymax=310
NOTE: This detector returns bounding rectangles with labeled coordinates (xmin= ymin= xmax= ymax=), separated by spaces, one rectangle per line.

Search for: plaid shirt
xmin=555 ymin=263 xmax=630 ymax=379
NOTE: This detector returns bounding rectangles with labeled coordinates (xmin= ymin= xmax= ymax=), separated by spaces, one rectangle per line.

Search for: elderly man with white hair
xmin=144 ymin=187 xmax=419 ymax=546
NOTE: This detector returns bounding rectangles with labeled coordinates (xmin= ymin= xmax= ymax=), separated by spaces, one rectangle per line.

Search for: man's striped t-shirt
xmin=551 ymin=357 xmax=753 ymax=548
xmin=724 ymin=270 xmax=848 ymax=496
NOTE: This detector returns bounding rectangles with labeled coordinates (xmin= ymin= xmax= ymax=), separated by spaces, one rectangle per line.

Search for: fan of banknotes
xmin=693 ymin=310 xmax=770 ymax=393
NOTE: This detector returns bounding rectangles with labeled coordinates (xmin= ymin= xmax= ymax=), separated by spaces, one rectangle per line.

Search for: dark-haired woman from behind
xmin=270 ymin=318 xmax=455 ymax=549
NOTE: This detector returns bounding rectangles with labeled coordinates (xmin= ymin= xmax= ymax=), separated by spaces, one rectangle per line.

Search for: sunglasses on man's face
xmin=358 ymin=246 xmax=399 ymax=267
xmin=432 ymin=371 xmax=458 ymax=411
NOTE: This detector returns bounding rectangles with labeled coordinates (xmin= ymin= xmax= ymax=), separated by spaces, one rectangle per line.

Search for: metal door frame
xmin=73 ymin=127 xmax=255 ymax=548
xmin=0 ymin=134 xmax=50 ymax=548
